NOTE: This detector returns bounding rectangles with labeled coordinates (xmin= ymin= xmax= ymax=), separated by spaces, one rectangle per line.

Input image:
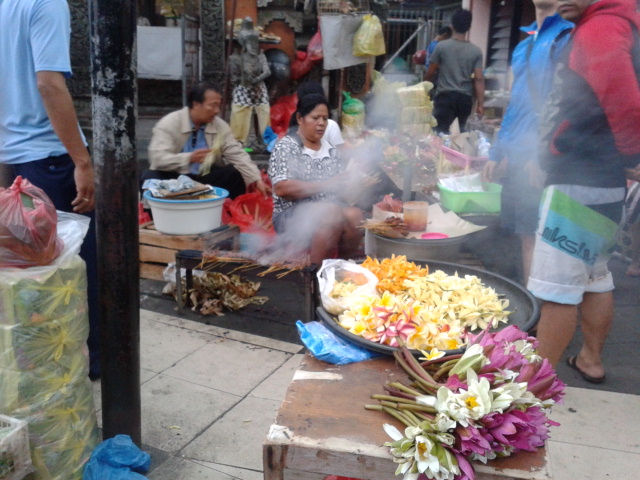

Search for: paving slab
xmin=141 ymin=311 xmax=218 ymax=373
xmin=548 ymin=387 xmax=640 ymax=454
xmin=181 ymin=396 xmax=281 ymax=471
xmin=147 ymin=457 xmax=263 ymax=480
xmin=547 ymin=442 xmax=640 ymax=480
xmin=164 ymin=340 xmax=293 ymax=396
xmin=250 ymin=353 xmax=304 ymax=402
xmin=140 ymin=374 xmax=241 ymax=454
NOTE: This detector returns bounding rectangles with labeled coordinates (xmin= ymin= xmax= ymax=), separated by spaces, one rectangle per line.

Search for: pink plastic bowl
xmin=420 ymin=232 xmax=450 ymax=240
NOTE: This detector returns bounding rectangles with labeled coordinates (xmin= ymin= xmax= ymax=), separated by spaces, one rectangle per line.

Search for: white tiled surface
xmin=94 ymin=310 xmax=640 ymax=479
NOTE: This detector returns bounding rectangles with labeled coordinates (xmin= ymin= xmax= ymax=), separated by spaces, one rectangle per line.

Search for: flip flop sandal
xmin=566 ymin=356 xmax=605 ymax=384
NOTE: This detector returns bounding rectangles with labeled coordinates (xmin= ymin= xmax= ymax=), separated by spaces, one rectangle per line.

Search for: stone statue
xmin=229 ymin=17 xmax=271 ymax=149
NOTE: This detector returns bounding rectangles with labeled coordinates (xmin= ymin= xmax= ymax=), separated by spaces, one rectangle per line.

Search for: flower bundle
xmin=366 ymin=326 xmax=565 ymax=480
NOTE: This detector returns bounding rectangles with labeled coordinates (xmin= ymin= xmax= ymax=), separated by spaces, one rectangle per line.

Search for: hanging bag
xmin=353 ymin=14 xmax=386 ymax=57
xmin=0 ymin=176 xmax=64 ymax=268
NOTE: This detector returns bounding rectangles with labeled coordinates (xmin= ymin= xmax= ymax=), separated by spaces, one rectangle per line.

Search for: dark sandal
xmin=566 ymin=356 xmax=605 ymax=384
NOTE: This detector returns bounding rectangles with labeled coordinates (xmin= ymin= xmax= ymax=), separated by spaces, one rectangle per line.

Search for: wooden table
xmin=263 ymin=354 xmax=552 ymax=480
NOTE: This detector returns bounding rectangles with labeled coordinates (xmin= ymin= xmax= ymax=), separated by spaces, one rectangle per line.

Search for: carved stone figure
xmin=229 ymin=17 xmax=271 ymax=149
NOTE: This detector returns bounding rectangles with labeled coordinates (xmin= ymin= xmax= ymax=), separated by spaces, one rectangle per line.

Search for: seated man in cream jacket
xmin=143 ymin=82 xmax=269 ymax=198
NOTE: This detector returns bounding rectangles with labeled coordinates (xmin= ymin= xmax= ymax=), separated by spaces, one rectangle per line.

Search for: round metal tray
xmin=365 ymin=230 xmax=473 ymax=263
xmin=317 ymin=260 xmax=540 ymax=357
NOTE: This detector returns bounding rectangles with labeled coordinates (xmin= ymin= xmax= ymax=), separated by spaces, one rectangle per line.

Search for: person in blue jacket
xmin=425 ymin=26 xmax=452 ymax=69
xmin=483 ymin=0 xmax=573 ymax=284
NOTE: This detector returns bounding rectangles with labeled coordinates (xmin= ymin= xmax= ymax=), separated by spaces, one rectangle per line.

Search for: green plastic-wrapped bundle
xmin=31 ymin=424 xmax=98 ymax=480
xmin=0 ymin=311 xmax=89 ymax=375
xmin=0 ymin=256 xmax=87 ymax=327
xmin=0 ymin=213 xmax=99 ymax=480
xmin=13 ymin=384 xmax=98 ymax=450
xmin=0 ymin=353 xmax=90 ymax=419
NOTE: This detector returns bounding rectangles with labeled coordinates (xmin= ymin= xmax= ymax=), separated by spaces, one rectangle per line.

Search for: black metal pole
xmin=88 ymin=0 xmax=142 ymax=444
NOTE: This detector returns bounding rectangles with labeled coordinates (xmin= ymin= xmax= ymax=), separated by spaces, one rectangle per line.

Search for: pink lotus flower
xmin=517 ymin=359 xmax=565 ymax=403
xmin=445 ymin=374 xmax=467 ymax=392
xmin=469 ymin=325 xmax=536 ymax=347
xmin=455 ymin=424 xmax=492 ymax=458
xmin=480 ymin=406 xmax=556 ymax=453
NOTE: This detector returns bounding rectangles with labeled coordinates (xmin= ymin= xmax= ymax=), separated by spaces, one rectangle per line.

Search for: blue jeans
xmin=11 ymin=154 xmax=101 ymax=378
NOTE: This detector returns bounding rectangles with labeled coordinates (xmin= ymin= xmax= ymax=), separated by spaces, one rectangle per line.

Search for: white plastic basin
xmin=143 ymin=188 xmax=229 ymax=235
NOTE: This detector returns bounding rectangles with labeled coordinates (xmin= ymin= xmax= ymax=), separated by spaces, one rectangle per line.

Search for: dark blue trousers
xmin=433 ymin=91 xmax=474 ymax=135
xmin=11 ymin=154 xmax=101 ymax=379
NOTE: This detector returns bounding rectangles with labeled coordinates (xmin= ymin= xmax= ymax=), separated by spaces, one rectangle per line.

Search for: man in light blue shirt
xmin=0 ymin=0 xmax=100 ymax=379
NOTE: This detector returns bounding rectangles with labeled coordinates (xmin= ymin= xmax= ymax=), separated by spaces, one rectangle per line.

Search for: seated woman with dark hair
xmin=268 ymin=93 xmax=364 ymax=264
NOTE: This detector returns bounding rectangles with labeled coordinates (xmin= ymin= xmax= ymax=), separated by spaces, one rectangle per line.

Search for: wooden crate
xmin=139 ymin=223 xmax=240 ymax=281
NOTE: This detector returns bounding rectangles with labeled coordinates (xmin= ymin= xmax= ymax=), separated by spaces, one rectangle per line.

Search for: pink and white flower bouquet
xmin=367 ymin=326 xmax=565 ymax=480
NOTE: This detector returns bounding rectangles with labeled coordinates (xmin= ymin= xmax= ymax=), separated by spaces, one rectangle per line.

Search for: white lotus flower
xmin=436 ymin=369 xmax=493 ymax=426
xmin=490 ymin=381 xmax=527 ymax=412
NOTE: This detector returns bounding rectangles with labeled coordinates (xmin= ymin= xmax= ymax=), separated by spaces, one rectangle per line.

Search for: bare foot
xmin=626 ymin=264 xmax=640 ymax=277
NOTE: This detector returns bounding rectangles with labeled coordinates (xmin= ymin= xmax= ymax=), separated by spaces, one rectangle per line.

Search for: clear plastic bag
xmin=353 ymin=14 xmax=386 ymax=57
xmin=0 ymin=211 xmax=98 ymax=480
xmin=317 ymin=259 xmax=379 ymax=315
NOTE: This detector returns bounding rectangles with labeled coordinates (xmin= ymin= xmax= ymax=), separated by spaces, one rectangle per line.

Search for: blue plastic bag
xmin=82 ymin=435 xmax=150 ymax=480
xmin=296 ymin=320 xmax=381 ymax=365
xmin=263 ymin=126 xmax=278 ymax=153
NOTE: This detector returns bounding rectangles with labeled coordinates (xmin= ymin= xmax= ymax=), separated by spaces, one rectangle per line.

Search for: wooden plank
xmin=139 ymin=227 xmax=207 ymax=250
xmin=139 ymin=223 xmax=239 ymax=251
xmin=280 ymin=443 xmax=394 ymax=480
xmin=140 ymin=262 xmax=167 ymax=281
xmin=140 ymin=244 xmax=177 ymax=264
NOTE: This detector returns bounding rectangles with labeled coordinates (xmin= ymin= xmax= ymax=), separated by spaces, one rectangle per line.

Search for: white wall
xmin=468 ymin=0 xmax=492 ymax=68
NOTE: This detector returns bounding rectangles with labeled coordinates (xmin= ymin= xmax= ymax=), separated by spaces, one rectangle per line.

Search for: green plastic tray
xmin=438 ymin=182 xmax=502 ymax=214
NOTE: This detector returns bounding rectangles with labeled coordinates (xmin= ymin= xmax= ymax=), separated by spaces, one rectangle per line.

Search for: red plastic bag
xmin=270 ymin=93 xmax=298 ymax=136
xmin=291 ymin=55 xmax=316 ymax=81
xmin=224 ymin=192 xmax=275 ymax=234
xmin=138 ymin=202 xmax=152 ymax=225
xmin=413 ymin=50 xmax=426 ymax=65
xmin=247 ymin=169 xmax=273 ymax=194
xmin=308 ymin=29 xmax=323 ymax=60
xmin=0 ymin=176 xmax=64 ymax=268
xmin=323 ymin=477 xmax=365 ymax=480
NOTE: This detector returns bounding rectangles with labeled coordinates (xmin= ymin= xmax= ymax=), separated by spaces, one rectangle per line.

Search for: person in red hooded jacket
xmin=530 ymin=0 xmax=640 ymax=383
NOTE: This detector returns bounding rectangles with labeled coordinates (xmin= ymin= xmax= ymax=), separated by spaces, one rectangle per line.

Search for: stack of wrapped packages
xmin=0 ymin=179 xmax=99 ymax=479
xmin=396 ymin=81 xmax=437 ymax=137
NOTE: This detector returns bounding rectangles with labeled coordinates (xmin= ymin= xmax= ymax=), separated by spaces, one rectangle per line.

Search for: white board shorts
xmin=527 ymin=185 xmax=625 ymax=305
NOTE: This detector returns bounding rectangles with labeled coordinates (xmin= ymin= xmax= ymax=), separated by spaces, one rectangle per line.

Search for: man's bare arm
xmin=37 ymin=71 xmax=95 ymax=213
xmin=424 ymin=62 xmax=439 ymax=82
xmin=473 ymin=67 xmax=485 ymax=116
